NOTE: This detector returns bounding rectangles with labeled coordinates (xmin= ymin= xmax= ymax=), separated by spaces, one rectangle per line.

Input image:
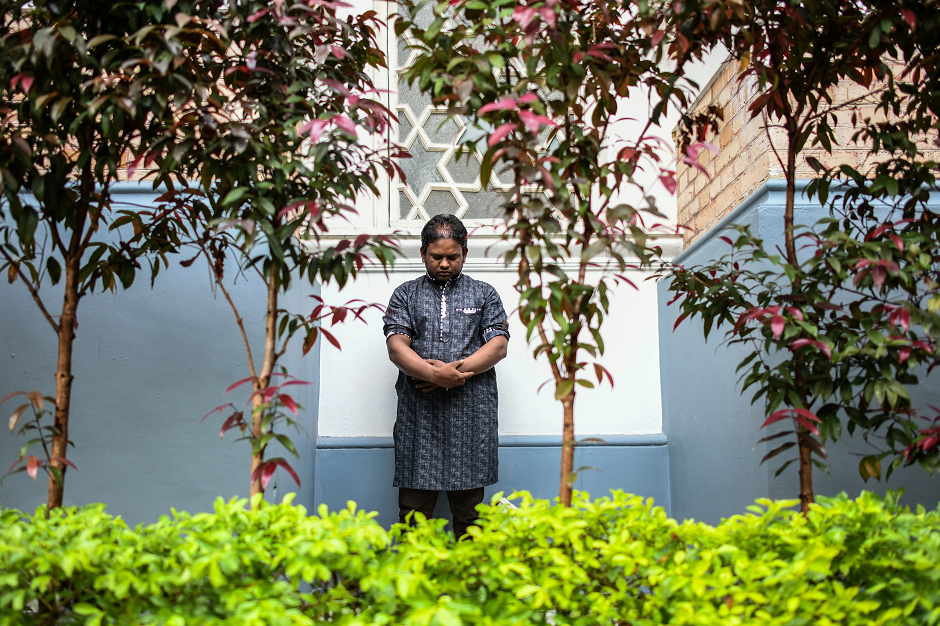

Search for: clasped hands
xmin=414 ymin=359 xmax=474 ymax=392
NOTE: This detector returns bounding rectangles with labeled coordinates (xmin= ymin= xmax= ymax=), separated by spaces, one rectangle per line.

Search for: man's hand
xmin=415 ymin=359 xmax=473 ymax=391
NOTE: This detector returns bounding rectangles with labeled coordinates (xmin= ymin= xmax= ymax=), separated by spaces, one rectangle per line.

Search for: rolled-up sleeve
xmin=383 ymin=285 xmax=414 ymax=339
xmin=481 ymin=285 xmax=510 ymax=343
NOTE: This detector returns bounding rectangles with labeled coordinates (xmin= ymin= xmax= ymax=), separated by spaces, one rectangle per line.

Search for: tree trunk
xmin=785 ymin=132 xmax=814 ymax=511
xmin=249 ymin=274 xmax=279 ymax=505
xmin=558 ymin=392 xmax=575 ymax=506
xmin=47 ymin=252 xmax=80 ymax=510
xmin=798 ymin=432 xmax=814 ymax=513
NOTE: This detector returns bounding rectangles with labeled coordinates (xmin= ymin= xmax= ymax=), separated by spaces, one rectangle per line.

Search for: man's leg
xmin=445 ymin=487 xmax=485 ymax=538
xmin=399 ymin=488 xmax=439 ymax=525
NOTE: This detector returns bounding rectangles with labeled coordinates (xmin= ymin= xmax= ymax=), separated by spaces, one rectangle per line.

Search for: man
xmin=382 ymin=214 xmax=510 ymax=537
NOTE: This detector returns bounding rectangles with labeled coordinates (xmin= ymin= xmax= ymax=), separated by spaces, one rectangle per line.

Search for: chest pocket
xmin=449 ymin=296 xmax=485 ymax=351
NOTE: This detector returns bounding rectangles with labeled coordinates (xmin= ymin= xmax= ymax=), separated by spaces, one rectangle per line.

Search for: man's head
xmin=420 ymin=214 xmax=468 ymax=282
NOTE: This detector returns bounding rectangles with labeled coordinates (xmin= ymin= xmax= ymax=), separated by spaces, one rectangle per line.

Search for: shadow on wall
xmin=658 ymin=180 xmax=940 ymax=526
xmin=0 ymin=186 xmax=319 ymax=525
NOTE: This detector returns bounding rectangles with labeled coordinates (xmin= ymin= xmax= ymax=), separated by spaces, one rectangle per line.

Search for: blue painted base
xmin=314 ymin=436 xmax=670 ymax=529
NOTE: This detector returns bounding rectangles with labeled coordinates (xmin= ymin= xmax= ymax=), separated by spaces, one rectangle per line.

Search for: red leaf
xmin=900 ymin=9 xmax=916 ymax=30
xmin=202 ymin=403 xmax=233 ymax=422
xmin=899 ymin=347 xmax=911 ymax=363
xmin=280 ymin=394 xmax=299 ymax=416
xmin=224 ymin=377 xmax=256 ymax=394
xmin=254 ymin=386 xmax=278 ymax=403
xmin=889 ymin=234 xmax=904 ymax=252
xmin=659 ymin=174 xmax=677 ymax=194
xmin=53 ymin=457 xmax=77 ymax=470
xmin=275 ymin=459 xmax=301 ymax=487
xmin=488 ymin=123 xmax=516 ymax=148
xmin=11 ymin=74 xmax=34 ymax=93
xmin=872 ymin=266 xmax=887 ymax=287
xmin=651 ymin=30 xmax=665 ymax=46
xmin=300 ymin=118 xmax=329 ymax=143
xmin=127 ymin=155 xmax=143 ymax=179
xmin=332 ymin=115 xmax=356 ymax=134
xmin=518 ymin=110 xmax=555 ymax=134
xmin=673 ymin=312 xmax=688 ymax=331
xmin=770 ymin=315 xmax=785 ymax=339
xmin=261 ymin=462 xmax=277 ymax=490
xmin=247 ymin=8 xmax=268 ymax=21
xmin=0 ymin=391 xmax=26 ymax=406
xmin=539 ymin=6 xmax=557 ymax=27
xmin=785 ymin=306 xmax=804 ymax=321
xmin=331 ymin=45 xmax=346 ymax=60
xmin=279 ymin=380 xmax=311 ymax=388
xmin=762 ymin=409 xmax=793 ymax=429
xmin=681 ymin=155 xmax=711 ymax=178
xmin=793 ymin=408 xmax=821 ymax=423
xmin=512 ymin=6 xmax=538 ymax=27
xmin=793 ymin=416 xmax=819 ymax=435
xmin=479 ymin=98 xmax=519 ymax=114
xmin=914 ymin=341 xmax=934 ymax=355
xmin=319 ymin=327 xmax=341 ymax=350
xmin=219 ymin=412 xmax=244 ymax=439
xmin=320 ymin=78 xmax=352 ymax=97
xmin=517 ymin=92 xmax=538 ymax=104
xmin=303 ymin=329 xmax=319 ymax=355
xmin=26 ymin=455 xmax=39 ymax=480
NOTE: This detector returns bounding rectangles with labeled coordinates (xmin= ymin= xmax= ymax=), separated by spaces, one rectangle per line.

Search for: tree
xmin=153 ymin=0 xmax=401 ymax=503
xmin=0 ymin=0 xmax=222 ymax=508
xmin=398 ymin=0 xmax=712 ymax=505
xmin=664 ymin=0 xmax=939 ymax=510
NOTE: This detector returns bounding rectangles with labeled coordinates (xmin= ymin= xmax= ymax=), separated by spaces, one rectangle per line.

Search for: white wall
xmin=317 ymin=240 xmax=670 ymax=438
xmin=313 ymin=5 xmax=729 ymax=440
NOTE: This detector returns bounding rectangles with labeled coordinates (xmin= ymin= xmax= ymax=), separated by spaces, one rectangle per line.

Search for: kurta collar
xmin=424 ymin=272 xmax=463 ymax=289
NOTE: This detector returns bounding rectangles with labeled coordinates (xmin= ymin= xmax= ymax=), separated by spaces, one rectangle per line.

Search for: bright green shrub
xmin=0 ymin=492 xmax=938 ymax=625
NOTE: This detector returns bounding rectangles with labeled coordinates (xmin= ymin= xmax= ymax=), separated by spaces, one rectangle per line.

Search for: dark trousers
xmin=399 ymin=487 xmax=485 ymax=538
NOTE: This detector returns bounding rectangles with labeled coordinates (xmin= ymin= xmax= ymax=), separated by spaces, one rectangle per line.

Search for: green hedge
xmin=1 ymin=491 xmax=938 ymax=625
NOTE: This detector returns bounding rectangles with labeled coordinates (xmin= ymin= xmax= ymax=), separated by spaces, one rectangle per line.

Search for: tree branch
xmin=0 ymin=247 xmax=60 ymax=333
xmin=207 ymin=254 xmax=258 ymax=381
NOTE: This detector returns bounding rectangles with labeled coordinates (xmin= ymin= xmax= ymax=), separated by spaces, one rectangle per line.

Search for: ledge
xmin=672 ymin=178 xmax=817 ymax=266
xmin=316 ymin=433 xmax=667 ymax=449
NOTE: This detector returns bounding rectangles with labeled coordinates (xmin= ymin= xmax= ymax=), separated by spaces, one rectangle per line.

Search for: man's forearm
xmin=456 ymin=336 xmax=508 ymax=375
xmin=388 ymin=339 xmax=436 ymax=381
xmin=387 ymin=334 xmax=474 ymax=388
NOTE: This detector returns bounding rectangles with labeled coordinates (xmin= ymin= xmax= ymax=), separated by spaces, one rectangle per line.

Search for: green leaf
xmin=555 ymin=379 xmax=574 ymax=400
xmin=222 ymin=187 xmax=250 ymax=206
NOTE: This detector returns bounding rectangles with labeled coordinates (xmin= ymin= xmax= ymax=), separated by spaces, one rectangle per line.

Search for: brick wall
xmin=675 ymin=58 xmax=890 ymax=247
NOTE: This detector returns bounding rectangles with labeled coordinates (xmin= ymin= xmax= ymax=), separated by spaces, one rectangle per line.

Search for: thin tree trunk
xmin=797 ymin=432 xmax=814 ymax=513
xmin=47 ymin=252 xmax=80 ymax=510
xmin=559 ymin=393 xmax=575 ymax=506
xmin=46 ymin=127 xmax=92 ymax=510
xmin=249 ymin=274 xmax=279 ymax=505
xmin=785 ymin=133 xmax=814 ymax=512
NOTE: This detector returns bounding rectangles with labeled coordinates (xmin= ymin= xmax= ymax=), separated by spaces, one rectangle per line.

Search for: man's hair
xmin=421 ymin=214 xmax=468 ymax=251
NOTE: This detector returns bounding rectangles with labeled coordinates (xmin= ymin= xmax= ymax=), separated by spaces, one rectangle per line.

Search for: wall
xmin=311 ymin=239 xmax=676 ymax=521
xmin=0 ymin=184 xmax=319 ymax=524
xmin=659 ymin=180 xmax=940 ymax=525
xmin=676 ymin=59 xmax=891 ymax=246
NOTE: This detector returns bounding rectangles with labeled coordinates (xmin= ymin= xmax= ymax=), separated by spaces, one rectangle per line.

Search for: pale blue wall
xmin=659 ymin=180 xmax=940 ymax=524
xmin=0 ymin=184 xmax=319 ymax=523
xmin=315 ymin=435 xmax=671 ymax=528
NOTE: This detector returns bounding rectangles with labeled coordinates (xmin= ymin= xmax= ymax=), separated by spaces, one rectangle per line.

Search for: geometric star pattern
xmin=394 ymin=7 xmax=511 ymax=222
xmin=394 ymin=4 xmax=559 ymax=223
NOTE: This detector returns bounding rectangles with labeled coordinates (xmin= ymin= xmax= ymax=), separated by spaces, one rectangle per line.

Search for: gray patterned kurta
xmin=383 ymin=273 xmax=510 ymax=490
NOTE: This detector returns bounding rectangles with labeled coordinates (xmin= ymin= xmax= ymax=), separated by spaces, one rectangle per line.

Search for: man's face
xmin=421 ymin=238 xmax=467 ymax=282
